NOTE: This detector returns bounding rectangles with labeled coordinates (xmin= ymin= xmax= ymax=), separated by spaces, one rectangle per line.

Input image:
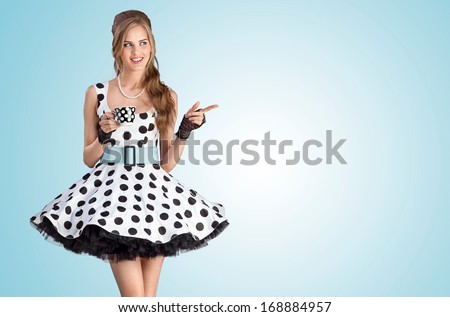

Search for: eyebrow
xmin=124 ymin=39 xmax=148 ymax=42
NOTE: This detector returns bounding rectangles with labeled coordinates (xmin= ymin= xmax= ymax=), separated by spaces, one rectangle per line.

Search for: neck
xmin=118 ymin=71 xmax=145 ymax=89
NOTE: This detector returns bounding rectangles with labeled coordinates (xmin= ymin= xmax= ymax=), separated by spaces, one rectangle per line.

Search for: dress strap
xmin=93 ymin=82 xmax=107 ymax=118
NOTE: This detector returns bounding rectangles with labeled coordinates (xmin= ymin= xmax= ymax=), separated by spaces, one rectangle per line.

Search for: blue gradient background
xmin=1 ymin=0 xmax=449 ymax=296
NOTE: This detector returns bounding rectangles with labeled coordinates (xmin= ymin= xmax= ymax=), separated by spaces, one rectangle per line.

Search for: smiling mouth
xmin=131 ymin=57 xmax=144 ymax=64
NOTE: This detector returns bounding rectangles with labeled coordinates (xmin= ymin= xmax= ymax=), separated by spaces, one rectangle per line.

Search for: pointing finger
xmin=201 ymin=104 xmax=219 ymax=113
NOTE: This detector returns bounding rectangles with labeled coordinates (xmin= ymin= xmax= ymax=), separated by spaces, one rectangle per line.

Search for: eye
xmin=124 ymin=42 xmax=132 ymax=47
xmin=140 ymin=41 xmax=148 ymax=46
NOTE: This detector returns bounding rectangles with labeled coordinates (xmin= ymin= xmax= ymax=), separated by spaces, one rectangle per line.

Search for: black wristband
xmin=175 ymin=108 xmax=206 ymax=140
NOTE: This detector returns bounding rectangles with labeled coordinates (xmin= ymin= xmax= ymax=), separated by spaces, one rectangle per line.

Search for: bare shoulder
xmin=168 ymin=88 xmax=178 ymax=104
xmin=84 ymin=85 xmax=98 ymax=112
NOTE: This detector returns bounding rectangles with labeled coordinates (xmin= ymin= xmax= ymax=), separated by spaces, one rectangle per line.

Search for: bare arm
xmin=83 ymin=85 xmax=106 ymax=168
xmin=160 ymin=89 xmax=187 ymax=173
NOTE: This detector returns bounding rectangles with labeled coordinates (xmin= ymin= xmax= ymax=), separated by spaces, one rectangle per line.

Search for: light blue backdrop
xmin=1 ymin=0 xmax=449 ymax=296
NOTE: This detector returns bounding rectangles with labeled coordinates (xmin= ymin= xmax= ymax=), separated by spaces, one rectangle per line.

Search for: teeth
xmin=132 ymin=58 xmax=143 ymax=62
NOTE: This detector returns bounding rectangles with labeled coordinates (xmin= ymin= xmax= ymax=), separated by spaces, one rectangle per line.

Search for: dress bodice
xmin=93 ymin=81 xmax=160 ymax=148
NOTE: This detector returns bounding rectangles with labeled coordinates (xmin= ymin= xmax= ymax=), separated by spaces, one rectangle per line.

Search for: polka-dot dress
xmin=29 ymin=81 xmax=229 ymax=262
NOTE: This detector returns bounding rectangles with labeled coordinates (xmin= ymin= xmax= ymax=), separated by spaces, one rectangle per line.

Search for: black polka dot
xmin=96 ymin=83 xmax=104 ymax=89
xmin=79 ymin=186 xmax=87 ymax=194
xmin=106 ymin=179 xmax=114 ymax=186
xmin=158 ymin=226 xmax=166 ymax=235
xmin=98 ymin=219 xmax=106 ymax=226
xmin=114 ymin=217 xmax=123 ymax=225
xmin=190 ymin=189 xmax=197 ymax=197
xmin=146 ymin=204 xmax=154 ymax=211
xmin=175 ymin=186 xmax=184 ymax=193
xmin=94 ymin=180 xmax=102 ymax=187
xmin=135 ymin=173 xmax=144 ymax=180
xmin=103 ymin=201 xmax=111 ymax=207
xmin=134 ymin=184 xmax=142 ymax=191
xmin=134 ymin=194 xmax=141 ymax=202
xmin=139 ymin=125 xmax=147 ymax=134
xmin=69 ymin=183 xmax=76 ymax=189
xmin=162 ymin=203 xmax=170 ymax=209
xmin=175 ymin=213 xmax=183 ymax=219
xmin=196 ymin=223 xmax=204 ymax=231
xmin=173 ymin=199 xmax=181 ymax=206
xmin=118 ymin=195 xmax=127 ymax=202
xmin=133 ymin=204 xmax=141 ymax=211
xmin=65 ymin=206 xmax=72 ymax=215
xmin=75 ymin=210 xmax=83 ymax=217
xmin=50 ymin=214 xmax=59 ymax=220
xmin=100 ymin=211 xmax=110 ymax=217
xmin=174 ymin=221 xmax=183 ymax=229
xmin=123 ymin=132 xmax=132 ymax=140
xmin=139 ymin=113 xmax=148 ymax=119
xmin=94 ymin=170 xmax=102 ymax=176
xmin=88 ymin=208 xmax=96 ymax=215
xmin=121 ymin=174 xmax=129 ymax=180
xmin=77 ymin=200 xmax=85 ymax=207
xmin=76 ymin=221 xmax=84 ymax=229
xmin=213 ymin=206 xmax=219 ymax=212
xmin=131 ymin=215 xmax=140 ymax=223
xmin=112 ymin=230 xmax=120 ymax=234
xmin=120 ymin=184 xmax=128 ymax=191
xmin=149 ymin=173 xmax=157 ymax=181
xmin=104 ymin=189 xmax=112 ymax=196
xmin=200 ymin=209 xmax=209 ymax=217
xmin=212 ymin=221 xmax=219 ymax=228
xmin=124 ymin=166 xmax=132 ymax=172
xmin=163 ymin=193 xmax=169 ymax=199
xmin=163 ymin=175 xmax=170 ymax=181
xmin=160 ymin=213 xmax=169 ymax=220
xmin=147 ymin=193 xmax=156 ymax=200
xmin=145 ymin=215 xmax=154 ymax=223
xmin=64 ymin=221 xmax=72 ymax=229
xmin=88 ymin=197 xmax=97 ymax=204
xmin=128 ymin=228 xmax=137 ymax=235
xmin=162 ymin=185 xmax=168 ymax=192
xmin=82 ymin=173 xmax=90 ymax=180
xmin=108 ymin=170 xmax=115 ymax=176
xmin=117 ymin=206 xmax=126 ymax=212
xmin=149 ymin=182 xmax=157 ymax=188
xmin=144 ymin=228 xmax=151 ymax=235
xmin=188 ymin=197 xmax=196 ymax=205
xmin=148 ymin=123 xmax=155 ymax=131
xmin=184 ymin=210 xmax=192 ymax=218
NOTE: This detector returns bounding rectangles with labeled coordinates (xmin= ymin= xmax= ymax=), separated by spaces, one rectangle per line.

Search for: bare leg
xmin=110 ymin=257 xmax=145 ymax=297
xmin=141 ymin=255 xmax=165 ymax=297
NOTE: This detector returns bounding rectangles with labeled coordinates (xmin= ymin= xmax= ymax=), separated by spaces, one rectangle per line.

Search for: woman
xmin=29 ymin=9 xmax=229 ymax=297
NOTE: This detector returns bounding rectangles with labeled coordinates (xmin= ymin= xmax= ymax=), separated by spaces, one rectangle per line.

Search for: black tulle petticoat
xmin=31 ymin=217 xmax=230 ymax=263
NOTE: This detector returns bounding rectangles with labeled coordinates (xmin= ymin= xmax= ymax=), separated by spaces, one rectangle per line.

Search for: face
xmin=120 ymin=24 xmax=152 ymax=72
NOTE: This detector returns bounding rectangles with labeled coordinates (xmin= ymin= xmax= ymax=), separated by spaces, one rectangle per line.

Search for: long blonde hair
xmin=111 ymin=10 xmax=176 ymax=135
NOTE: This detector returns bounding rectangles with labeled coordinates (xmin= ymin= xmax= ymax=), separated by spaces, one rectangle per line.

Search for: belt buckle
xmin=124 ymin=145 xmax=136 ymax=166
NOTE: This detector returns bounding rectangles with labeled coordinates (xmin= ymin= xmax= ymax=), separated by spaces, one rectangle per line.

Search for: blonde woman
xmin=29 ymin=9 xmax=229 ymax=297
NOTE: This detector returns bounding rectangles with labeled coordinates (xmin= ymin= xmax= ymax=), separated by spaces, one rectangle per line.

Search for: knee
xmin=144 ymin=290 xmax=157 ymax=297
xmin=122 ymin=290 xmax=145 ymax=297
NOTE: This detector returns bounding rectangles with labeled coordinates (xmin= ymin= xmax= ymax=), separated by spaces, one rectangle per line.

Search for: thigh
xmin=110 ymin=257 xmax=145 ymax=297
xmin=141 ymin=255 xmax=165 ymax=296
